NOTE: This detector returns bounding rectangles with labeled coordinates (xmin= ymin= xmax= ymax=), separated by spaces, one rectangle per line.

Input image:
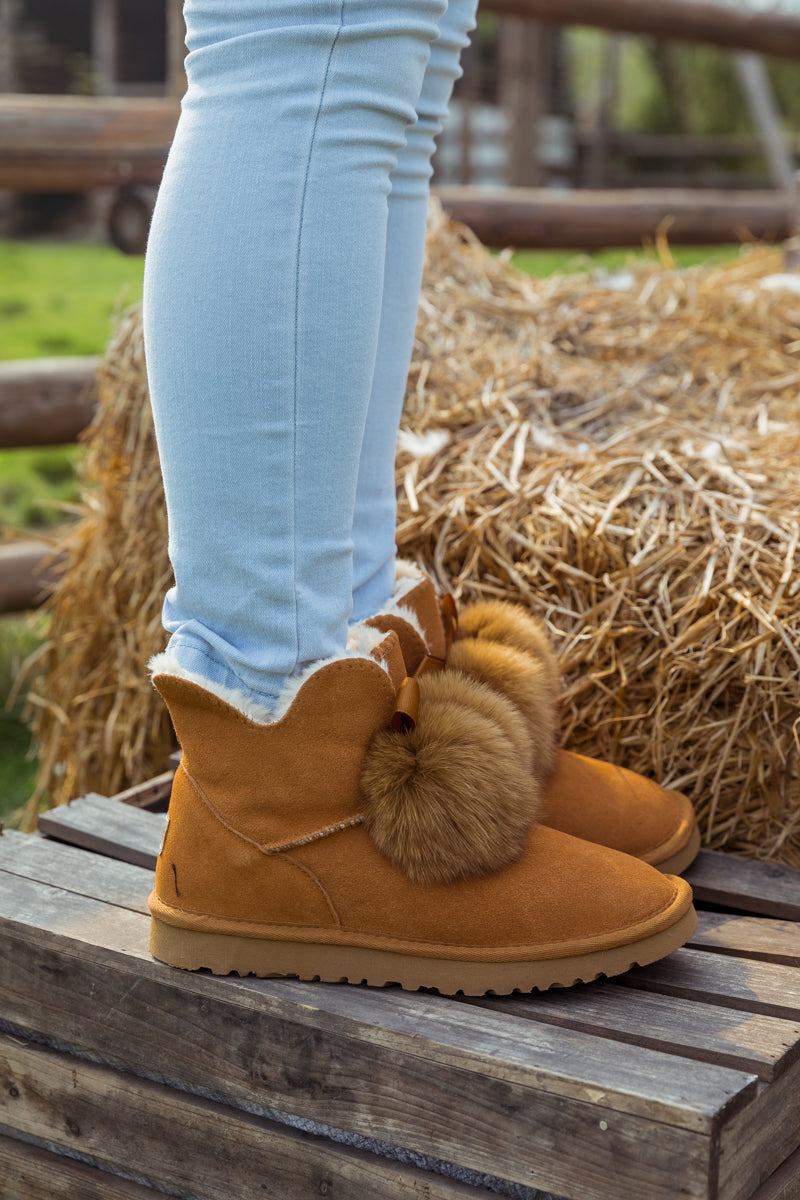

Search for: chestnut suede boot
xmin=149 ymin=628 xmax=695 ymax=994
xmin=369 ymin=567 xmax=700 ymax=875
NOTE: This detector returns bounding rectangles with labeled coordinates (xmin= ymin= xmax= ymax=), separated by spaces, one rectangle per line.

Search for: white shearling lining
xmin=148 ymin=652 xmax=277 ymax=724
xmin=395 ymin=558 xmax=424 ymax=582
xmin=354 ymin=562 xmax=432 ymax=651
xmin=149 ymin=623 xmax=392 ymax=727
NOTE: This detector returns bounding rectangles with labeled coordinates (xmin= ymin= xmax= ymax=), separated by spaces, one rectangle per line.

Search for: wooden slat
xmin=112 ymin=770 xmax=174 ymax=811
xmin=9 ymin=832 xmax=795 ymax=1084
xmin=685 ymin=851 xmax=800 ymax=921
xmin=0 ymin=1131 xmax=169 ymax=1200
xmin=436 ymin=186 xmax=795 ymax=249
xmin=621 ymin=948 xmax=800 ymax=1020
xmin=718 ymin=1058 xmax=800 ymax=1200
xmin=0 ymin=1035 xmax=491 ymax=1200
xmin=749 ymin=1144 xmax=800 ymax=1200
xmin=0 ymin=356 xmax=98 ymax=449
xmin=686 ymin=852 xmax=800 ymax=921
xmin=473 ymin=984 xmax=800 ymax=1082
xmin=0 ymin=830 xmax=151 ymax=914
xmin=38 ymin=794 xmax=167 ymax=870
xmin=0 ymin=865 xmax=756 ymax=1200
xmin=691 ymin=911 xmax=800 ymax=968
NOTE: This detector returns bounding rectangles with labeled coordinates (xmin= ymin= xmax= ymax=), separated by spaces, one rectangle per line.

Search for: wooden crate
xmin=1 ymin=785 xmax=800 ymax=1200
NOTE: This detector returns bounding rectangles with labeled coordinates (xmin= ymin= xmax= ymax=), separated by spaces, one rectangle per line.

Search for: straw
xmin=21 ymin=199 xmax=800 ymax=863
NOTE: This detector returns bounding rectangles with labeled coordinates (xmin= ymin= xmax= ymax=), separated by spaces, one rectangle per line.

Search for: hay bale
xmin=23 ymin=200 xmax=800 ymax=863
xmin=21 ymin=308 xmax=175 ymax=822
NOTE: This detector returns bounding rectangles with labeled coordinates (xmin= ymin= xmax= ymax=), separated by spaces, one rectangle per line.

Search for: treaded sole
xmin=149 ymin=906 xmax=698 ymax=995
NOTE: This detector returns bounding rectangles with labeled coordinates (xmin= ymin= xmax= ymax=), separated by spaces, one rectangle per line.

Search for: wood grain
xmin=621 ymin=948 xmax=800 ymax=1020
xmin=685 ymin=852 xmax=800 ymax=921
xmin=749 ymin=1144 xmax=800 ymax=1200
xmin=0 ymin=1035 xmax=492 ymax=1200
xmin=0 ymin=866 xmax=751 ymax=1200
xmin=472 ymin=983 xmax=800 ymax=1081
xmin=717 ymin=1057 xmax=800 ymax=1200
xmin=38 ymin=795 xmax=166 ymax=870
xmin=691 ymin=912 xmax=800 ymax=967
xmin=0 ymin=1131 xmax=168 ymax=1199
xmin=0 ymin=830 xmax=151 ymax=915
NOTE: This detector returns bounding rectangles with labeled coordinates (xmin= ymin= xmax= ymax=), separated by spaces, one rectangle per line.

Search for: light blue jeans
xmin=143 ymin=0 xmax=478 ymax=707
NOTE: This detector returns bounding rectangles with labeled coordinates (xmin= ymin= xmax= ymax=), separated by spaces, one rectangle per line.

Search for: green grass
xmin=0 ymin=240 xmax=144 ymax=359
xmin=510 ymin=244 xmax=742 ymax=278
xmin=0 ymin=242 xmax=145 ymax=539
xmin=0 ymin=613 xmax=48 ymax=825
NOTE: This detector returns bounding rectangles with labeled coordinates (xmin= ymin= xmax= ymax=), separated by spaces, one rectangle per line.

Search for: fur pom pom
xmin=360 ymin=671 xmax=538 ymax=884
xmin=456 ymin=600 xmax=560 ymax=693
xmin=446 ymin=637 xmax=559 ymax=779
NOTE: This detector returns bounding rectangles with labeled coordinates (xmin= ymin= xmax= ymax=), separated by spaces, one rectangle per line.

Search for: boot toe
xmin=538 ymin=750 xmax=700 ymax=872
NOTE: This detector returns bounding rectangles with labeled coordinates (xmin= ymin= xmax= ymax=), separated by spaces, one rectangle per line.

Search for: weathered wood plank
xmin=691 ymin=911 xmax=800 ymax=968
xmin=0 ymin=830 xmax=151 ymax=915
xmin=621 ymin=948 xmax=800 ymax=1020
xmin=0 ymin=1035 xmax=494 ymax=1200
xmin=684 ymin=852 xmax=800 ymax=921
xmin=0 ymin=869 xmax=753 ymax=1200
xmin=717 ymin=1057 xmax=800 ymax=1200
xmin=38 ymin=794 xmax=166 ymax=869
xmin=0 ymin=1130 xmax=168 ymax=1199
xmin=749 ymin=1144 xmax=800 ymax=1200
xmin=473 ymin=984 xmax=800 ymax=1081
xmin=112 ymin=769 xmax=174 ymax=811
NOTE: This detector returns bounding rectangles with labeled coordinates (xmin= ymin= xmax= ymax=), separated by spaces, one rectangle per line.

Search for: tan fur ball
xmin=446 ymin=637 xmax=559 ymax=779
xmin=457 ymin=600 xmax=560 ymax=694
xmin=360 ymin=671 xmax=537 ymax=885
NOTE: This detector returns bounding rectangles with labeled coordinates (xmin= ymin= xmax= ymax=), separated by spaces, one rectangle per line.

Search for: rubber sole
xmin=150 ymin=905 xmax=697 ymax=995
xmin=653 ymin=823 xmax=701 ymax=877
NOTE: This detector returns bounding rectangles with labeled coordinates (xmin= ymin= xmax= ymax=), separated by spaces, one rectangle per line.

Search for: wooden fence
xmin=0 ymin=358 xmax=98 ymax=613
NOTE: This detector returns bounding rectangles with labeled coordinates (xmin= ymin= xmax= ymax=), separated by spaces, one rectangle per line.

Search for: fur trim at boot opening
xmin=360 ymin=669 xmax=539 ymax=885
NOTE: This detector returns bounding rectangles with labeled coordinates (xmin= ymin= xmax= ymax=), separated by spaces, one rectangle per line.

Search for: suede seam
xmin=180 ymin=762 xmax=363 ymax=856
xmin=281 ymin=851 xmax=342 ymax=926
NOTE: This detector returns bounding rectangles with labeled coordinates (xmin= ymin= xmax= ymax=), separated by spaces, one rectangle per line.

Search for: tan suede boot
xmin=369 ymin=567 xmax=700 ymax=875
xmin=149 ymin=628 xmax=695 ymax=994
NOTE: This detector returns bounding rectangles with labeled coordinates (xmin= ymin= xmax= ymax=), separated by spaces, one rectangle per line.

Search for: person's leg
xmin=143 ymin=0 xmax=446 ymax=710
xmin=350 ymin=0 xmax=479 ymax=621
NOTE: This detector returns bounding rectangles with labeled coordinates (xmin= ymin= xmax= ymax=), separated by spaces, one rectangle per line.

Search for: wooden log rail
xmin=0 ymin=358 xmax=99 ymax=449
xmin=436 ymin=186 xmax=798 ymax=248
xmin=0 ymin=96 xmax=180 ymax=192
xmin=0 ymin=358 xmax=98 ymax=614
xmin=482 ymin=0 xmax=800 ymax=60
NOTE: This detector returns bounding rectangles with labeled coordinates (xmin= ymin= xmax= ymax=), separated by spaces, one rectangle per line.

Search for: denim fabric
xmin=143 ymin=0 xmax=477 ymax=705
